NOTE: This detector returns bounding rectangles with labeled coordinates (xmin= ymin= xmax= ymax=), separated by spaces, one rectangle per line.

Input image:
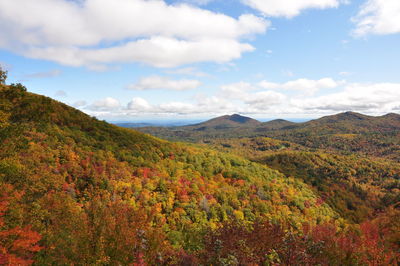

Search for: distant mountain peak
xmin=225 ymin=114 xmax=258 ymax=124
xmin=381 ymin=112 xmax=400 ymax=119
xmin=268 ymin=119 xmax=292 ymax=123
xmin=340 ymin=111 xmax=368 ymax=118
xmin=188 ymin=114 xmax=260 ymax=129
xmin=318 ymin=111 xmax=370 ymax=122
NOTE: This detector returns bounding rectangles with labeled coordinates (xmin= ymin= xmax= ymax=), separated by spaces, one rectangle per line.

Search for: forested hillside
xmin=265 ymin=112 xmax=400 ymax=161
xmin=136 ymin=112 xmax=400 ymax=161
xmin=207 ymin=137 xmax=400 ymax=223
xmin=0 ymin=78 xmax=399 ymax=264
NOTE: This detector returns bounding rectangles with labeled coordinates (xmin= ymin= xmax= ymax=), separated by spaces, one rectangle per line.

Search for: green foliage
xmin=262 ymin=151 xmax=400 ymax=223
xmin=0 ymin=84 xmax=342 ymax=264
xmin=208 ymin=137 xmax=400 ymax=224
xmin=0 ymin=66 xmax=7 ymax=85
xmin=137 ymin=111 xmax=400 ymax=162
xmin=198 ymin=219 xmax=399 ymax=265
xmin=1 ymin=83 xmax=399 ymax=263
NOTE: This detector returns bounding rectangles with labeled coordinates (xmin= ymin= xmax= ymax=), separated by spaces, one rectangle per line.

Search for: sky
xmin=1 ymin=0 xmax=400 ymax=121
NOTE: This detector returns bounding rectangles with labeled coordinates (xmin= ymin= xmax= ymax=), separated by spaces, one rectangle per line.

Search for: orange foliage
xmin=0 ymin=186 xmax=42 ymax=265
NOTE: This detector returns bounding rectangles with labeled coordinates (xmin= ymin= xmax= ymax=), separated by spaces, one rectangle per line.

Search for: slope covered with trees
xmin=0 ymin=76 xmax=352 ymax=264
xmin=136 ymin=112 xmax=400 ymax=161
xmin=0 ymin=69 xmax=398 ymax=264
xmin=207 ymin=137 xmax=400 ymax=222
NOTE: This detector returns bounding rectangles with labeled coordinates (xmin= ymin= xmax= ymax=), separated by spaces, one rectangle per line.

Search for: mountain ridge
xmin=133 ymin=111 xmax=400 ymax=133
xmin=0 ymin=82 xmax=346 ymax=264
xmin=134 ymin=110 xmax=400 ymax=160
xmin=187 ymin=113 xmax=261 ymax=129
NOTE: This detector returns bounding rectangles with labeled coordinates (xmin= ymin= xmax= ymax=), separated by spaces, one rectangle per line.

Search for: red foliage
xmin=0 ymin=186 xmax=42 ymax=265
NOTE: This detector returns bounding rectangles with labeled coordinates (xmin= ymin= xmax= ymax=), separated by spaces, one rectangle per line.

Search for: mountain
xmin=135 ymin=111 xmax=400 ymax=161
xmin=186 ymin=114 xmax=261 ymax=130
xmin=133 ymin=114 xmax=264 ymax=142
xmin=2 ymin=81 xmax=398 ymax=264
xmin=0 ymin=82 xmax=350 ymax=264
xmin=206 ymin=136 xmax=400 ymax=223
xmin=298 ymin=111 xmax=400 ymax=133
xmin=257 ymin=119 xmax=297 ymax=131
xmin=263 ymin=111 xmax=400 ymax=161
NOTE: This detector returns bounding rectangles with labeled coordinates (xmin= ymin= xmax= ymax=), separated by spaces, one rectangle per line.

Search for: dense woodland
xmin=138 ymin=112 xmax=400 ymax=162
xmin=206 ymin=137 xmax=400 ymax=223
xmin=0 ymin=69 xmax=399 ymax=265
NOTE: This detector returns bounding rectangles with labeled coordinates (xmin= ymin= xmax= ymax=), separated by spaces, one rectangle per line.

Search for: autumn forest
xmin=1 ymin=69 xmax=400 ymax=265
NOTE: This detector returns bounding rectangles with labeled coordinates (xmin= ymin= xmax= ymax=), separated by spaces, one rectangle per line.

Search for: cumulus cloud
xmin=127 ymin=76 xmax=201 ymax=91
xmin=0 ymin=0 xmax=268 ymax=68
xmin=242 ymin=0 xmax=342 ymax=18
xmin=127 ymin=97 xmax=153 ymax=112
xmin=352 ymin=0 xmax=400 ymax=36
xmin=221 ymin=82 xmax=259 ymax=98
xmin=243 ymin=91 xmax=286 ymax=108
xmin=292 ymin=82 xmax=400 ymax=113
xmin=90 ymin=97 xmax=120 ymax=111
xmin=195 ymin=96 xmax=236 ymax=113
xmin=84 ymin=79 xmax=400 ymax=118
xmin=259 ymin=78 xmax=341 ymax=95
xmin=220 ymin=81 xmax=286 ymax=109
xmin=158 ymin=102 xmax=196 ymax=114
xmin=125 ymin=95 xmax=234 ymax=115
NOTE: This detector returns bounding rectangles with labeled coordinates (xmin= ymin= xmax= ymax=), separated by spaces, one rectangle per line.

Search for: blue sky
xmin=1 ymin=0 xmax=400 ymax=121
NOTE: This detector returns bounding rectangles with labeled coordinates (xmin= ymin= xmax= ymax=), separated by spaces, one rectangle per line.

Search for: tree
xmin=0 ymin=185 xmax=42 ymax=265
xmin=0 ymin=66 xmax=7 ymax=85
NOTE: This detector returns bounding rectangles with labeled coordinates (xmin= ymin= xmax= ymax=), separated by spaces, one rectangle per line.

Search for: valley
xmin=0 ymin=76 xmax=399 ymax=264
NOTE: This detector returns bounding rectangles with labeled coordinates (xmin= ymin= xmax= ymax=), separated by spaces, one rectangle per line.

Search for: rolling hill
xmin=134 ymin=111 xmax=400 ymax=161
xmin=0 ymin=82 xmax=347 ymax=264
xmin=1 ymin=79 xmax=399 ymax=264
xmin=206 ymin=136 xmax=400 ymax=222
xmin=189 ymin=114 xmax=261 ymax=129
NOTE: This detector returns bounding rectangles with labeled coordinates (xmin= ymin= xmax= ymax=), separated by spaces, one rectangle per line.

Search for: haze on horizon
xmin=1 ymin=0 xmax=400 ymax=120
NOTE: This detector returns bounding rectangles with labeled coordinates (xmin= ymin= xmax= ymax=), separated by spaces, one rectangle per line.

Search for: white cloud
xmin=259 ymin=78 xmax=340 ymax=95
xmin=292 ymin=82 xmax=400 ymax=113
xmin=84 ymin=80 xmax=400 ymax=118
xmin=220 ymin=81 xmax=286 ymax=109
xmin=90 ymin=97 xmax=120 ymax=111
xmin=127 ymin=97 xmax=153 ymax=112
xmin=243 ymin=91 xmax=286 ymax=109
xmin=242 ymin=0 xmax=341 ymax=18
xmin=221 ymin=81 xmax=259 ymax=97
xmin=195 ymin=96 xmax=236 ymax=113
xmin=352 ymin=0 xmax=400 ymax=36
xmin=0 ymin=0 xmax=269 ymax=68
xmin=125 ymin=96 xmax=232 ymax=115
xmin=128 ymin=76 xmax=201 ymax=91
xmin=159 ymin=102 xmax=196 ymax=114
xmin=25 ymin=37 xmax=257 ymax=68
